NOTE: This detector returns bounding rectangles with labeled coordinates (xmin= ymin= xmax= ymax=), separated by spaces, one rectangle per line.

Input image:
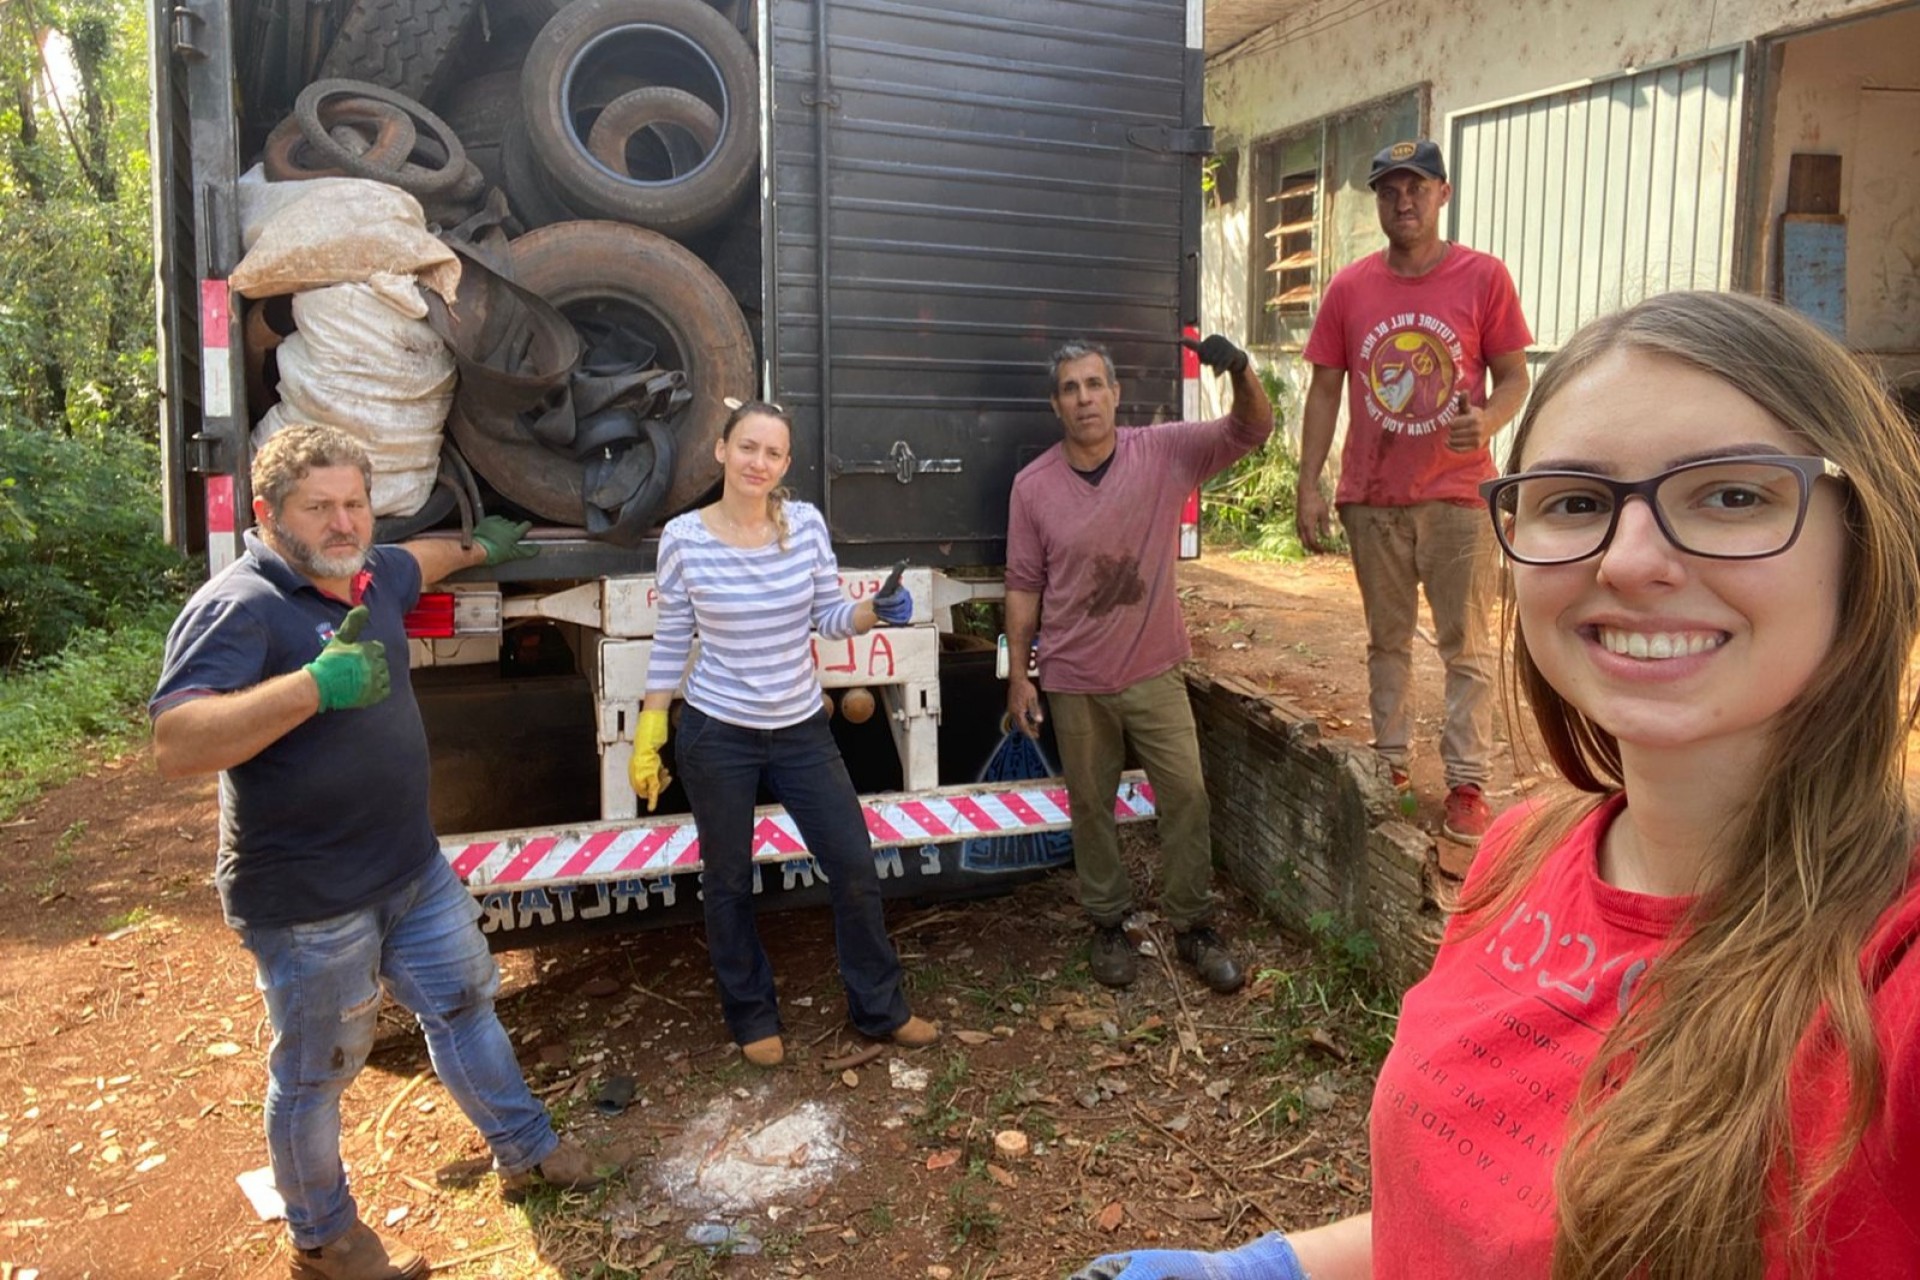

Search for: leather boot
xmin=288 ymin=1218 xmax=427 ymax=1280
xmin=741 ymin=1034 xmax=785 ymax=1067
xmin=1175 ymin=925 xmax=1247 ymax=994
xmin=889 ymin=1015 xmax=940 ymax=1047
xmin=1089 ymin=923 xmax=1138 ymax=988
xmin=499 ymin=1136 xmax=607 ymax=1203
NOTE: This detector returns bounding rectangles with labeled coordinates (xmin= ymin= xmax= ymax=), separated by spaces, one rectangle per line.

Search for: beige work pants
xmin=1340 ymin=501 xmax=1497 ymax=788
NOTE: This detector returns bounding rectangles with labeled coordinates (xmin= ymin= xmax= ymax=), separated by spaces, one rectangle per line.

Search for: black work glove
xmin=1181 ymin=333 xmax=1249 ymax=376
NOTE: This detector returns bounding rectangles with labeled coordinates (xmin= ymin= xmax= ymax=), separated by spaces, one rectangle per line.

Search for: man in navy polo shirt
xmin=152 ymin=425 xmax=596 ymax=1280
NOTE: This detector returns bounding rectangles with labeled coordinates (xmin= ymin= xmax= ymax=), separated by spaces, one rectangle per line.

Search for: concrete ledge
xmin=1187 ymin=668 xmax=1443 ymax=988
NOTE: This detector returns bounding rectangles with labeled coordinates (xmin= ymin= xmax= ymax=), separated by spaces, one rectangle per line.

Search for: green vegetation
xmin=0 ymin=0 xmax=191 ymax=816
xmin=1251 ymin=912 xmax=1398 ymax=1132
xmin=945 ymin=1161 xmax=1003 ymax=1248
xmin=1202 ymin=362 xmax=1345 ymax=560
xmin=0 ymin=428 xmax=188 ymax=668
xmin=0 ymin=602 xmax=174 ymax=819
xmin=102 ymin=902 xmax=151 ymax=931
xmin=916 ymin=1051 xmax=972 ymax=1140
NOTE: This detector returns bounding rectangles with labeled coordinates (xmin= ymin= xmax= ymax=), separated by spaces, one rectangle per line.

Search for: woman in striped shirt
xmin=631 ymin=401 xmax=939 ymax=1067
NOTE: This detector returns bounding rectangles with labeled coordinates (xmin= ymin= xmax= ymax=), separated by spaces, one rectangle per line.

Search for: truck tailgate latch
xmin=1127 ymin=124 xmax=1215 ymax=155
xmin=186 ymin=431 xmax=228 ymax=475
xmin=169 ymin=4 xmax=209 ymax=59
xmin=830 ymin=440 xmax=963 ymax=485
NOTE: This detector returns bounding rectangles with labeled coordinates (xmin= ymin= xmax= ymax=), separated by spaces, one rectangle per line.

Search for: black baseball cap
xmin=1367 ymin=139 xmax=1447 ymax=188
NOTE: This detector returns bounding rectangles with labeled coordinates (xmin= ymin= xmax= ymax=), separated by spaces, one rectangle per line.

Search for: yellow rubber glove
xmin=629 ymin=707 xmax=671 ymax=812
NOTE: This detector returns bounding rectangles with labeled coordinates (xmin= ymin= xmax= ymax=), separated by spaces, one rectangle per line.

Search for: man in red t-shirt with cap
xmin=1296 ymin=138 xmax=1532 ymax=845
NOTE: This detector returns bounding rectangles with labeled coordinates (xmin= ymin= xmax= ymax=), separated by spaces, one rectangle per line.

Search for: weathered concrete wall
xmin=1187 ymin=668 xmax=1443 ymax=989
xmin=1196 ymin=0 xmax=1910 ymax=422
xmin=1759 ymin=8 xmax=1920 ymax=377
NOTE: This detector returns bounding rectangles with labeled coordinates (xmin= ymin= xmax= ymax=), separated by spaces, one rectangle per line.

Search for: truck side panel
xmin=768 ymin=0 xmax=1199 ymax=563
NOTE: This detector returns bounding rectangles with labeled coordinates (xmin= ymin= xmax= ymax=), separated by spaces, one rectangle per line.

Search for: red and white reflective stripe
xmin=1179 ymin=323 xmax=1202 ymax=560
xmin=201 ymin=280 xmax=239 ymax=573
xmin=444 ymin=773 xmax=1158 ymax=889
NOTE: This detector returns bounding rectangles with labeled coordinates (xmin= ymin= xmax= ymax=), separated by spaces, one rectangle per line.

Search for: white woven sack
xmin=253 ymin=276 xmax=455 ymax=517
xmin=230 ymin=174 xmax=460 ymax=303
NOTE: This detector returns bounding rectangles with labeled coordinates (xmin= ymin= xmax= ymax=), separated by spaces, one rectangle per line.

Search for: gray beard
xmin=268 ymin=524 xmax=369 ymax=581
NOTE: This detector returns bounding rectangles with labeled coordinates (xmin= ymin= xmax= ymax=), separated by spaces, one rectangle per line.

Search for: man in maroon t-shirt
xmin=1005 ymin=336 xmax=1272 ymax=993
xmin=1296 ymin=139 xmax=1532 ymax=846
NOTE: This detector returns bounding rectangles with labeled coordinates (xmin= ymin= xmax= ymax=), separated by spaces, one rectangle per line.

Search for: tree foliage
xmin=0 ymin=0 xmax=178 ymax=669
xmin=0 ymin=0 xmax=155 ymax=438
xmin=0 ymin=427 xmax=187 ymax=669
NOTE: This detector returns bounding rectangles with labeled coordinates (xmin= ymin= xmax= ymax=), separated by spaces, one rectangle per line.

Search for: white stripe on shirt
xmin=644 ymin=501 xmax=857 ymax=729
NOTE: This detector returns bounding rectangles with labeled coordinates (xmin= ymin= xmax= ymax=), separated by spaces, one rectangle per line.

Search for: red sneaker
xmin=1443 ymin=784 xmax=1491 ymax=845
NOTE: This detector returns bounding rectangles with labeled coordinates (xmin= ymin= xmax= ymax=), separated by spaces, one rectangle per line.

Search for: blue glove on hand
xmin=1067 ymin=1232 xmax=1305 ymax=1280
xmin=872 ymin=584 xmax=913 ymax=626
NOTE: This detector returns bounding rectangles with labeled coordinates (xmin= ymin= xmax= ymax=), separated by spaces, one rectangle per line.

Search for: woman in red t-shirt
xmin=1071 ymin=292 xmax=1920 ymax=1280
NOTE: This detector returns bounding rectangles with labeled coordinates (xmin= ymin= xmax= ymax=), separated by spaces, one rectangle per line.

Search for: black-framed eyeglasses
xmin=1478 ymin=455 xmax=1844 ymax=566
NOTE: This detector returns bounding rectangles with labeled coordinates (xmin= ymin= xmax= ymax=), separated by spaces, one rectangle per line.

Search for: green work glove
xmin=629 ymin=707 xmax=672 ymax=812
xmin=471 ymin=516 xmax=538 ymax=566
xmin=305 ymin=605 xmax=391 ymax=713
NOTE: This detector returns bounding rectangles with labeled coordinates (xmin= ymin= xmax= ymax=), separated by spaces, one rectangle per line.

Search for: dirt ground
xmin=0 ymin=552 xmax=1513 ymax=1279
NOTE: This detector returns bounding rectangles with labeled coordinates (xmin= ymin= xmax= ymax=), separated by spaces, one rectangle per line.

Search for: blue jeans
xmin=239 ymin=855 xmax=557 ymax=1249
xmin=675 ymin=705 xmax=910 ymax=1044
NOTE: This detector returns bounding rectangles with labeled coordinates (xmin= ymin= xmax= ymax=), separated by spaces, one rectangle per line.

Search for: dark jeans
xmin=676 ymin=705 xmax=910 ymax=1044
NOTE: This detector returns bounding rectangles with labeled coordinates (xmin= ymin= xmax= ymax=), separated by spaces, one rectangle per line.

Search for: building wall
xmin=1201 ymin=0 xmax=1911 ymax=420
xmin=1759 ymin=7 xmax=1920 ymax=377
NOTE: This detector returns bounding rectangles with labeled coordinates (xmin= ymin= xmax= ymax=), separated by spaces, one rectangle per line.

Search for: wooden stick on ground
xmin=375 ymin=1070 xmax=429 ymax=1165
xmin=1128 ymin=1098 xmax=1284 ymax=1232
xmin=821 ymin=1043 xmax=886 ymax=1072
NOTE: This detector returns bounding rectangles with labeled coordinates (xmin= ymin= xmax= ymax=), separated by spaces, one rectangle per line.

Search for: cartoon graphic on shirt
xmin=1357 ymin=315 xmax=1467 ymax=435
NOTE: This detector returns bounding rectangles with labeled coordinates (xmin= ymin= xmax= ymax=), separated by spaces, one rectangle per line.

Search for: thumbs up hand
xmin=305 ymin=605 xmax=391 ymax=712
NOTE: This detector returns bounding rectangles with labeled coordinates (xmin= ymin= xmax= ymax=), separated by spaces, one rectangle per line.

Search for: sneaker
xmin=890 ymin=1015 xmax=940 ymax=1048
xmin=1174 ymin=926 xmax=1247 ymax=994
xmin=289 ymin=1218 xmax=427 ymax=1280
xmin=1443 ymin=784 xmax=1492 ymax=845
xmin=499 ymin=1136 xmax=607 ymax=1203
xmin=1088 ymin=923 xmax=1138 ymax=988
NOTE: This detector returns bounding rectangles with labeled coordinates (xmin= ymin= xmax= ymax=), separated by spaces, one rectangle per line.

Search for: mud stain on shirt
xmin=1085 ymin=553 xmax=1146 ymax=617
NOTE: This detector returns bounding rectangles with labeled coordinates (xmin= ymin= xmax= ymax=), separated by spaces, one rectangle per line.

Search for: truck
xmin=148 ymin=0 xmax=1212 ymax=940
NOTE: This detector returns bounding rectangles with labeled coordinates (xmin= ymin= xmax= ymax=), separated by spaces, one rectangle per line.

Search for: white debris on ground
xmin=652 ymin=1094 xmax=852 ymax=1214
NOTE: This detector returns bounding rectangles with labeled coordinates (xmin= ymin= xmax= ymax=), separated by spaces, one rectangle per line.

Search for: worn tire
xmin=294 ymin=79 xmax=470 ymax=196
xmin=586 ymin=85 xmax=720 ymax=178
xmin=509 ymin=220 xmax=750 ymax=516
xmin=319 ymin=0 xmax=480 ymax=105
xmin=500 ymin=110 xmax=585 ymax=230
xmin=521 ymin=0 xmax=757 ymax=237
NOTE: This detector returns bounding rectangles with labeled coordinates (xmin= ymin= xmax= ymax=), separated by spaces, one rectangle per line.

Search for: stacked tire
xmin=299 ymin=0 xmax=757 ymax=537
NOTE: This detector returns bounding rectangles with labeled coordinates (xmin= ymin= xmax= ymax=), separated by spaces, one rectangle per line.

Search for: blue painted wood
xmin=1780 ymin=216 xmax=1848 ymax=339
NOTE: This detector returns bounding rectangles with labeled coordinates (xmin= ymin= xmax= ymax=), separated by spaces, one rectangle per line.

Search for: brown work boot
xmin=889 ymin=1015 xmax=940 ymax=1048
xmin=288 ymin=1218 xmax=427 ymax=1280
xmin=1175 ymin=925 xmax=1247 ymax=995
xmin=499 ymin=1136 xmax=607 ymax=1203
xmin=1088 ymin=923 xmax=1139 ymax=988
xmin=740 ymin=1034 xmax=785 ymax=1067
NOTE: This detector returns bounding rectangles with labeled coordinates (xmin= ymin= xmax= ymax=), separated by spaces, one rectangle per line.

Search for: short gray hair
xmin=1048 ymin=340 xmax=1117 ymax=392
xmin=251 ymin=424 xmax=373 ymax=514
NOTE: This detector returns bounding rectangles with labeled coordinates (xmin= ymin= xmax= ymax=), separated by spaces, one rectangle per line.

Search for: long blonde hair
xmin=1461 ymin=291 xmax=1920 ymax=1279
xmin=720 ymin=400 xmax=794 ymax=551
